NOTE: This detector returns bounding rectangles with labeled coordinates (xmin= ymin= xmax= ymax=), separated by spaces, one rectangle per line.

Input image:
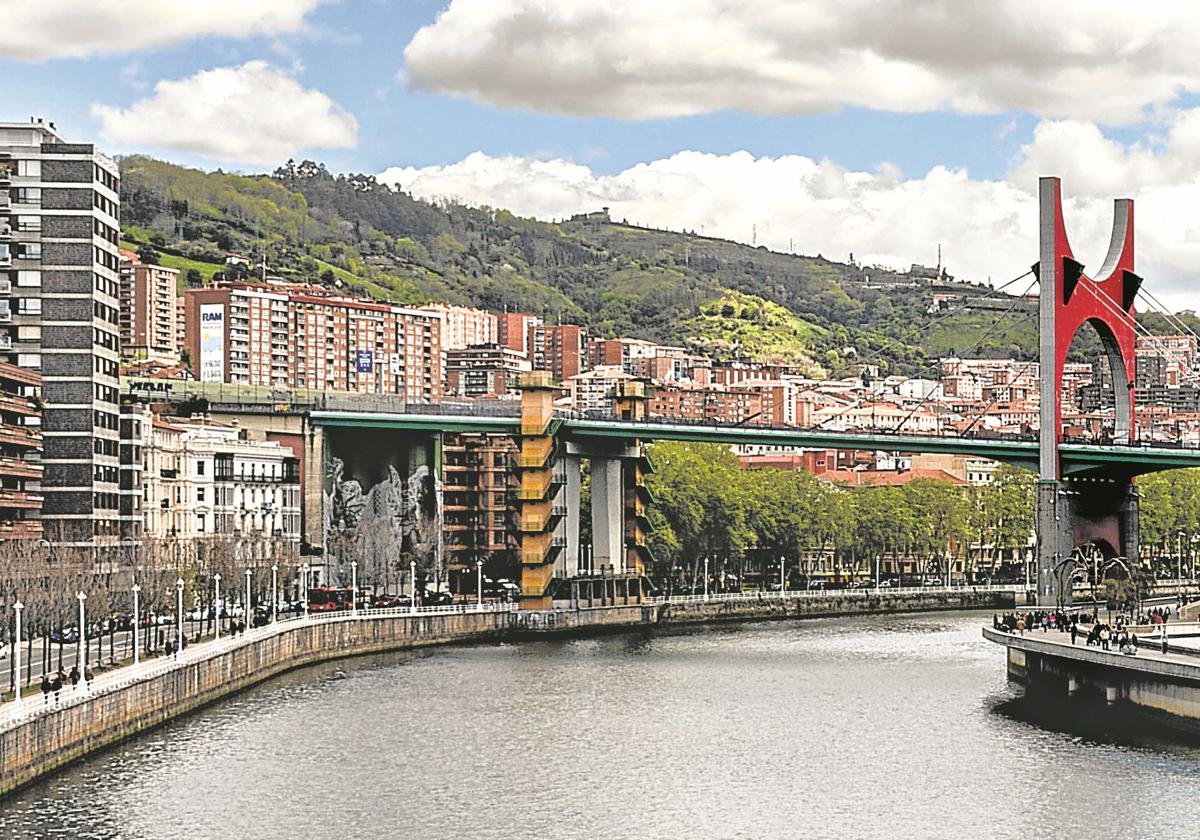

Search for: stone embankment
xmin=1 ymin=589 xmax=1014 ymax=797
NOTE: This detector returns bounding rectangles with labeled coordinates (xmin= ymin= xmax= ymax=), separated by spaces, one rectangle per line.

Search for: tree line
xmin=0 ymin=535 xmax=299 ymax=693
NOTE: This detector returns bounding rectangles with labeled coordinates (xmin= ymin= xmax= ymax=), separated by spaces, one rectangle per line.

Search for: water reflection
xmin=2 ymin=612 xmax=1199 ymax=839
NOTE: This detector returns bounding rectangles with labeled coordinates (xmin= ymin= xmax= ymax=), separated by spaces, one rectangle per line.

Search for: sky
xmin=5 ymin=0 xmax=1200 ymax=309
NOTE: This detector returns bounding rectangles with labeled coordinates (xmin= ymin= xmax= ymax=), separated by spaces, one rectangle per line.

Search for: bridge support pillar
xmin=591 ymin=457 xmax=624 ymax=572
xmin=562 ymin=455 xmax=583 ymax=576
xmin=1037 ymin=478 xmax=1139 ymax=608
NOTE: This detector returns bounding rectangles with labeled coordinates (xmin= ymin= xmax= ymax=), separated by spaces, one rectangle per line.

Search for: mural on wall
xmin=322 ymin=428 xmax=442 ymax=586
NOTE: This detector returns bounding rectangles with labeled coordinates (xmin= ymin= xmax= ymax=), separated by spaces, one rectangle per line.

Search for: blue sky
xmin=4 ymin=1 xmax=1200 ymax=306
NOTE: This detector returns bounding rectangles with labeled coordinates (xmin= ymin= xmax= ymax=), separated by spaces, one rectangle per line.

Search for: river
xmin=2 ymin=611 xmax=1198 ymax=839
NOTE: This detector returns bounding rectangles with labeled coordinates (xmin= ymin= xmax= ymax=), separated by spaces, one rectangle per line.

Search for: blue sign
xmin=355 ymin=350 xmax=374 ymax=373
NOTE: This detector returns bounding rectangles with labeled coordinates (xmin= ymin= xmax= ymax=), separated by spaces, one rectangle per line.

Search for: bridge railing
xmin=647 ymin=584 xmax=1031 ymax=606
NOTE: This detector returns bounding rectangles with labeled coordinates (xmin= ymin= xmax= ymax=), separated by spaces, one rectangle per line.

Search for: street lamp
xmin=131 ymin=584 xmax=141 ymax=666
xmin=351 ymin=560 xmax=358 ymax=616
xmin=245 ymin=568 xmax=253 ymax=626
xmin=704 ymin=556 xmax=710 ymax=602
xmin=1178 ymin=530 xmax=1186 ymax=582
xmin=271 ymin=564 xmax=278 ymax=624
xmin=76 ymin=591 xmax=87 ymax=676
xmin=779 ymin=556 xmax=786 ymax=599
xmin=175 ymin=578 xmax=184 ymax=659
xmin=476 ymin=559 xmax=483 ymax=608
xmin=213 ymin=573 xmax=222 ymax=641
xmin=300 ymin=563 xmax=310 ymax=621
xmin=12 ymin=601 xmax=22 ymax=706
xmin=410 ymin=559 xmax=417 ymax=614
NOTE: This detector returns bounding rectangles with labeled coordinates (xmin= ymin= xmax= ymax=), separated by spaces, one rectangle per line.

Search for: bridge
xmin=129 ymin=177 xmax=1200 ymax=611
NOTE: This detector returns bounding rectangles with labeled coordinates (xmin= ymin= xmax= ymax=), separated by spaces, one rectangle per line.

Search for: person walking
xmin=69 ymin=665 xmax=79 ymax=694
xmin=40 ymin=675 xmax=50 ymax=706
xmin=1162 ymin=630 xmax=1170 ymax=655
xmin=51 ymin=672 xmax=63 ymax=705
xmin=1070 ymin=622 xmax=1078 ymax=646
xmin=84 ymin=666 xmax=94 ymax=693
xmin=1100 ymin=626 xmax=1111 ymax=651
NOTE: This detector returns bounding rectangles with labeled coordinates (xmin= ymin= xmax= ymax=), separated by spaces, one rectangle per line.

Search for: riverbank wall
xmin=3 ymin=591 xmax=1012 ymax=797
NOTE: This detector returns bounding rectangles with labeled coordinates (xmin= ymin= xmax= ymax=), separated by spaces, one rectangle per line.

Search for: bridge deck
xmin=982 ymin=625 xmax=1200 ymax=684
xmin=311 ymin=411 xmax=1200 ymax=474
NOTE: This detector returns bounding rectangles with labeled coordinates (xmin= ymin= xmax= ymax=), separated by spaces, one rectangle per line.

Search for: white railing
xmin=648 ymin=584 xmax=1031 ymax=606
xmin=0 ymin=601 xmax=517 ymax=733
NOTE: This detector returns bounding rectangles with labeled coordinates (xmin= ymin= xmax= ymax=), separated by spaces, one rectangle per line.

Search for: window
xmin=196 ymin=513 xmax=206 ymax=532
xmin=16 ymin=353 xmax=39 ymax=368
xmin=17 ymin=325 xmax=40 ymax=340
xmin=16 ymin=160 xmax=40 ymax=178
xmin=197 ymin=487 xmax=205 ymax=502
xmin=15 ymin=187 xmax=40 ymax=205
xmin=15 ymin=216 xmax=40 ymax=233
xmin=196 ymin=460 xmax=205 ymax=476
xmin=16 ymin=298 xmax=40 ymax=315
xmin=18 ymin=243 xmax=41 ymax=260
xmin=16 ymin=271 xmax=40 ymax=288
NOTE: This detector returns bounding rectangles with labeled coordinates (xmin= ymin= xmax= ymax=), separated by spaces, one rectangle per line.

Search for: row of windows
xmin=94 ymin=300 xmax=118 ymax=326
xmin=94 ymin=327 xmax=118 ymax=351
xmin=95 ymin=355 xmax=118 ymax=379
xmin=93 ymin=218 xmax=118 ymax=246
xmin=94 ymin=246 xmax=118 ymax=271
xmin=93 ymin=192 xmax=117 ymax=219
xmin=93 ymin=164 xmax=118 ymax=194
xmin=94 ymin=438 xmax=118 ymax=457
xmin=94 ymin=383 xmax=117 ymax=403
xmin=95 ymin=410 xmax=118 ymax=431
xmin=96 ymin=273 xmax=118 ymax=299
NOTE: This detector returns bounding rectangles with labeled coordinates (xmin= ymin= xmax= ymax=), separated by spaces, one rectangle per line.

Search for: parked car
xmin=370 ymin=593 xmax=406 ymax=609
xmin=807 ymin=580 xmax=828 ymax=590
xmin=851 ymin=580 xmax=875 ymax=590
xmin=50 ymin=626 xmax=79 ymax=644
xmin=421 ymin=590 xmax=454 ymax=606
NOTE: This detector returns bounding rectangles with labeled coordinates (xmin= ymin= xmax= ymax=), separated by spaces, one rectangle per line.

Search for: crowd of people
xmin=994 ymin=605 xmax=1177 ymax=656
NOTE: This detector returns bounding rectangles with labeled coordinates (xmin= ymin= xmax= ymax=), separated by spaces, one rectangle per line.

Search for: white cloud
xmin=0 ymin=0 xmax=324 ymax=61
xmin=380 ymin=111 xmax=1200 ymax=311
xmin=92 ymin=61 xmax=358 ymax=167
xmin=404 ymin=0 xmax=1200 ymax=124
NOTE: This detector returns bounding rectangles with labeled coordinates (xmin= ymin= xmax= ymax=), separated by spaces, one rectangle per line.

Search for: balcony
xmin=0 ymin=393 xmax=37 ymax=417
xmin=0 ymin=519 xmax=41 ymax=538
xmin=0 ymin=456 xmax=40 ymax=479
xmin=0 ymin=489 xmax=43 ymax=510
xmin=0 ymin=425 xmax=40 ymax=449
xmin=160 ymin=467 xmax=178 ymax=479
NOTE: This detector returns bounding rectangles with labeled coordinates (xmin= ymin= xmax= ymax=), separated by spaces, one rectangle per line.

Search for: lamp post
xmin=175 ymin=578 xmax=184 ymax=659
xmin=1178 ymin=530 xmax=1186 ymax=583
xmin=271 ymin=564 xmax=278 ymax=624
xmin=410 ymin=559 xmax=417 ymax=614
xmin=351 ymin=560 xmax=358 ymax=616
xmin=779 ymin=556 xmax=785 ymax=599
xmin=704 ymin=556 xmax=709 ymax=602
xmin=301 ymin=564 xmax=309 ymax=621
xmin=131 ymin=584 xmax=141 ymax=666
xmin=244 ymin=568 xmax=252 ymax=626
xmin=476 ymin=559 xmax=483 ymax=608
xmin=213 ymin=573 xmax=222 ymax=641
xmin=76 ymin=591 xmax=86 ymax=675
xmin=12 ymin=601 xmax=22 ymax=706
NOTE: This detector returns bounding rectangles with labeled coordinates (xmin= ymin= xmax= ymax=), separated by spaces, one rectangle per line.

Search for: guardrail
xmin=648 ymin=584 xmax=1031 ymax=606
xmin=0 ymin=601 xmax=517 ymax=733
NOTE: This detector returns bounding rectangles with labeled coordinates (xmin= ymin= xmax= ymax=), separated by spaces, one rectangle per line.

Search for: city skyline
xmin=4 ymin=3 xmax=1200 ymax=306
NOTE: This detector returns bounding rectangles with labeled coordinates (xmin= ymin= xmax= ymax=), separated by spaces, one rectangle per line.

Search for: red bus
xmin=307 ymin=586 xmax=353 ymax=613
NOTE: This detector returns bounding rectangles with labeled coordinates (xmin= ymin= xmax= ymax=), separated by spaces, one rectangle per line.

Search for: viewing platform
xmin=984 ymin=624 xmax=1200 ymax=731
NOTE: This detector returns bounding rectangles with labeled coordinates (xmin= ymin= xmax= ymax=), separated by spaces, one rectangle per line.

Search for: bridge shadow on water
xmin=988 ymin=683 xmax=1200 ymax=756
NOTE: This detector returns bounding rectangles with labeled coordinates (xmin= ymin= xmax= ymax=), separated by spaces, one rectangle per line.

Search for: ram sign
xmin=199 ymin=304 xmax=225 ymax=383
xmin=355 ymin=350 xmax=374 ymax=373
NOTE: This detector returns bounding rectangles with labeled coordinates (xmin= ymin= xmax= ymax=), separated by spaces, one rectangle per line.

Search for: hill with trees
xmin=117 ymin=156 xmax=1047 ymax=375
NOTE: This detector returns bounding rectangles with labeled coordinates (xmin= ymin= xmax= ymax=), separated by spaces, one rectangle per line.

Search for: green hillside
xmin=117 ymin=155 xmax=1039 ymax=373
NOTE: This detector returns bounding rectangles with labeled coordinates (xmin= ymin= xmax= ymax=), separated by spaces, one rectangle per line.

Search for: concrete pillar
xmin=591 ymin=456 xmax=624 ymax=572
xmin=1105 ymin=684 xmax=1120 ymax=704
xmin=1067 ymin=676 xmax=1079 ymax=695
xmin=563 ymin=455 xmax=582 ymax=576
xmin=303 ymin=421 xmax=326 ymax=555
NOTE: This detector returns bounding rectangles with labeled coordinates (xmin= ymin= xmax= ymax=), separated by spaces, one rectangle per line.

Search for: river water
xmin=3 ymin=611 xmax=1199 ymax=839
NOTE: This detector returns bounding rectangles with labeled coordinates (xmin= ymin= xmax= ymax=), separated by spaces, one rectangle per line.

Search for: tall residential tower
xmin=0 ymin=119 xmax=122 ymax=545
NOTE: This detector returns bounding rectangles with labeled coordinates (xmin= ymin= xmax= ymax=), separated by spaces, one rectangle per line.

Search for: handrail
xmin=0 ymin=601 xmax=516 ymax=733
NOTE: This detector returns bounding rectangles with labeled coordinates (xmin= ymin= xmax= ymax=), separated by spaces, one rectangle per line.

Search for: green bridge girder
xmin=309 ymin=412 xmax=1200 ymax=477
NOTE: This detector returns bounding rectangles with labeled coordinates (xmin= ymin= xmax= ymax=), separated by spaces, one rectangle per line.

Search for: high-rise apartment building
xmin=529 ymin=324 xmax=587 ymax=382
xmin=497 ymin=312 xmax=540 ymax=356
xmin=416 ymin=302 xmax=496 ymax=351
xmin=0 ymin=120 xmax=122 ymax=545
xmin=183 ymin=283 xmax=444 ymax=401
xmin=445 ymin=343 xmax=530 ymax=397
xmin=118 ymin=251 xmax=179 ymax=363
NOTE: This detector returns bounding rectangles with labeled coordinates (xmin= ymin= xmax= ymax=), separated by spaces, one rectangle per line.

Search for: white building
xmin=569 ymin=365 xmax=632 ymax=414
xmin=138 ymin=408 xmax=301 ymax=552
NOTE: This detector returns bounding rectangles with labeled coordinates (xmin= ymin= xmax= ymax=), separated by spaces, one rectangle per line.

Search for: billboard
xmin=199 ymin=304 xmax=225 ymax=382
xmin=355 ymin=349 xmax=374 ymax=373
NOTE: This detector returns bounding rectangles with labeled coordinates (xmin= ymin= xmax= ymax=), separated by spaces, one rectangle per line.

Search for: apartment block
xmin=184 ymin=283 xmax=289 ymax=387
xmin=0 ymin=361 xmax=42 ymax=539
xmin=135 ymin=406 xmax=301 ymax=549
xmin=446 ymin=343 xmax=531 ymax=397
xmin=496 ymin=311 xmax=540 ymax=355
xmin=119 ymin=250 xmax=179 ymax=363
xmin=0 ymin=120 xmax=122 ymax=545
xmin=416 ymin=302 xmax=497 ymax=351
xmin=529 ymin=324 xmax=587 ymax=382
xmin=442 ymin=432 xmax=517 ymax=589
